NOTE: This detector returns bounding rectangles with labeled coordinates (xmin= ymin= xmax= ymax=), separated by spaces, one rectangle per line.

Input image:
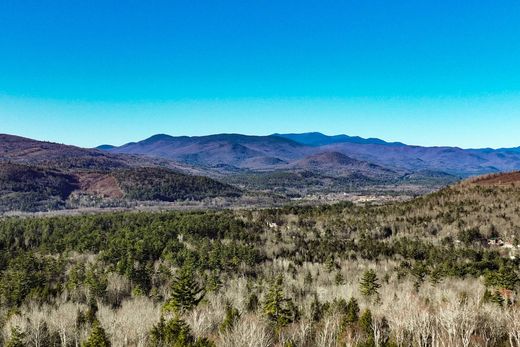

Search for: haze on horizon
xmin=1 ymin=1 xmax=520 ymax=149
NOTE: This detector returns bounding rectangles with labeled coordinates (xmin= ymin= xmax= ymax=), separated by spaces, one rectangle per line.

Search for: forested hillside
xmin=0 ymin=163 xmax=79 ymax=212
xmin=1 ymin=176 xmax=520 ymax=346
xmin=0 ymin=162 xmax=241 ymax=212
xmin=113 ymin=167 xmax=241 ymax=202
xmin=0 ymin=135 xmax=242 ymax=213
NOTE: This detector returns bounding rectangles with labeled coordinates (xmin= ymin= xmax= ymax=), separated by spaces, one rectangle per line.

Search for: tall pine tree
xmin=163 ymin=266 xmax=205 ymax=314
xmin=263 ymin=275 xmax=298 ymax=328
xmin=359 ymin=269 xmax=381 ymax=300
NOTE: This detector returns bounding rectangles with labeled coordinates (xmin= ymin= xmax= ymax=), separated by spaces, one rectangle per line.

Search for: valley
xmin=0 ymin=133 xmax=469 ymax=214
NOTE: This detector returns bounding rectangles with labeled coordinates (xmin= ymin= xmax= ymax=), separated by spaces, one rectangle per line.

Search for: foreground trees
xmin=1 ymin=181 xmax=520 ymax=346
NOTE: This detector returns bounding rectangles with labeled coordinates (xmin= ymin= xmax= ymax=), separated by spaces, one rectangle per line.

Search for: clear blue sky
xmin=1 ymin=1 xmax=520 ymax=148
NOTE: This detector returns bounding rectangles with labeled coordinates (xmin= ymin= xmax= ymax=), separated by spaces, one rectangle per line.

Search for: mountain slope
xmin=0 ymin=133 xmax=203 ymax=174
xmin=105 ymin=133 xmax=311 ymax=170
xmin=0 ymin=163 xmax=79 ymax=212
xmin=290 ymin=151 xmax=398 ymax=178
xmin=321 ymin=142 xmax=520 ymax=176
xmin=0 ymin=134 xmax=131 ymax=170
xmin=112 ymin=167 xmax=240 ymax=201
xmin=467 ymin=171 xmax=520 ymax=186
xmin=0 ymin=163 xmax=242 ymax=212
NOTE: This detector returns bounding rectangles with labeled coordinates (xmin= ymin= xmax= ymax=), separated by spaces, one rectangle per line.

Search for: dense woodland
xmin=113 ymin=168 xmax=241 ymax=202
xmin=0 ymin=180 xmax=520 ymax=346
xmin=0 ymin=163 xmax=79 ymax=212
xmin=0 ymin=163 xmax=241 ymax=212
xmin=222 ymin=169 xmax=457 ymax=197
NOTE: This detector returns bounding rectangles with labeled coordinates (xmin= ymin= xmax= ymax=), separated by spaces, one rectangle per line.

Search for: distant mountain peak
xmin=272 ymin=132 xmax=405 ymax=147
xmin=141 ymin=134 xmax=178 ymax=143
xmin=96 ymin=144 xmax=116 ymax=150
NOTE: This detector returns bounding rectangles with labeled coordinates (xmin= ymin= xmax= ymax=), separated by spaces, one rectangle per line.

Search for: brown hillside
xmin=76 ymin=173 xmax=124 ymax=198
xmin=468 ymin=171 xmax=520 ymax=186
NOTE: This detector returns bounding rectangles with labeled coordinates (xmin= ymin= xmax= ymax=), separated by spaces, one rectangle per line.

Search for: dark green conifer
xmin=149 ymin=317 xmax=215 ymax=347
xmin=359 ymin=269 xmax=381 ymax=300
xmin=163 ymin=266 xmax=205 ymax=314
xmin=345 ymin=297 xmax=360 ymax=324
xmin=246 ymin=292 xmax=259 ymax=312
xmin=359 ymin=309 xmax=375 ymax=347
xmin=335 ymin=272 xmax=345 ymax=285
xmin=82 ymin=320 xmax=110 ymax=347
xmin=263 ymin=275 xmax=297 ymax=328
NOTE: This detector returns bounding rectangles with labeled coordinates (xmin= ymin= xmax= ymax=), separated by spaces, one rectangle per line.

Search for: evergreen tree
xmin=358 ymin=309 xmax=375 ymax=347
xmin=325 ymin=255 xmax=336 ymax=272
xmin=359 ymin=269 xmax=381 ymax=300
xmin=150 ymin=317 xmax=194 ymax=347
xmin=206 ymin=270 xmax=222 ymax=293
xmin=345 ymin=297 xmax=360 ymax=323
xmin=85 ymin=266 xmax=108 ymax=301
xmin=5 ymin=327 xmax=26 ymax=347
xmin=310 ymin=294 xmax=325 ymax=322
xmin=149 ymin=317 xmax=214 ymax=347
xmin=82 ymin=320 xmax=110 ymax=347
xmin=263 ymin=275 xmax=298 ymax=328
xmin=359 ymin=309 xmax=373 ymax=334
xmin=163 ymin=266 xmax=205 ymax=314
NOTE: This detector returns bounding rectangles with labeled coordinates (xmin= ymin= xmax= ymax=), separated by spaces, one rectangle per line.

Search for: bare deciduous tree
xmin=48 ymin=302 xmax=86 ymax=347
xmin=219 ymin=315 xmax=273 ymax=347
xmin=507 ymin=307 xmax=520 ymax=347
xmin=315 ymin=314 xmax=340 ymax=347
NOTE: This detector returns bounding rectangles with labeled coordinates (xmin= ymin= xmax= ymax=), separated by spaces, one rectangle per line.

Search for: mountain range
xmin=101 ymin=132 xmax=520 ymax=177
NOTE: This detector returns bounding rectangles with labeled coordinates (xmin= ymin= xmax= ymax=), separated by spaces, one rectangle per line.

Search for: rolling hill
xmin=0 ymin=134 xmax=204 ymax=174
xmin=0 ymin=163 xmax=80 ymax=212
xmin=0 ymin=135 xmax=242 ymax=212
xmin=0 ymin=163 xmax=241 ymax=212
xmin=0 ymin=134 xmax=131 ymax=170
xmin=289 ymin=151 xmax=397 ymax=178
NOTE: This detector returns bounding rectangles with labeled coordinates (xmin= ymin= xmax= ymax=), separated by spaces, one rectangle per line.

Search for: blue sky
xmin=1 ymin=1 xmax=520 ymax=148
